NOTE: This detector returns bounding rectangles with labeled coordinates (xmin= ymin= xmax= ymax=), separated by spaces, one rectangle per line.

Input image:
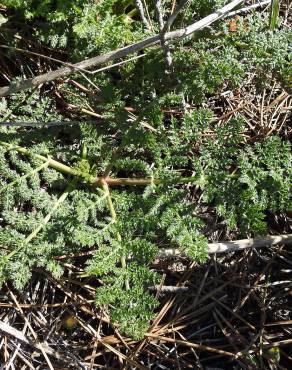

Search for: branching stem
xmin=0 ymin=159 xmax=51 ymax=193
xmin=6 ymin=181 xmax=75 ymax=259
xmin=0 ymin=140 xmax=238 ymax=188
xmin=134 ymin=0 xmax=152 ymax=31
xmin=0 ymin=141 xmax=94 ymax=180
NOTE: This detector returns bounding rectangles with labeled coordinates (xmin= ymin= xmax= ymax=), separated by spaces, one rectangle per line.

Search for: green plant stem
xmin=6 ymin=181 xmax=75 ymax=259
xmin=269 ymin=0 xmax=279 ymax=30
xmin=102 ymin=182 xmax=130 ymax=291
xmin=0 ymin=140 xmax=238 ymax=187
xmin=103 ymin=176 xmax=195 ymax=186
xmin=0 ymin=141 xmax=94 ymax=180
xmin=0 ymin=159 xmax=51 ymax=193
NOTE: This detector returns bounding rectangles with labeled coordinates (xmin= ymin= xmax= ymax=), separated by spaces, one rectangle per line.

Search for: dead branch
xmin=162 ymin=0 xmax=190 ymax=33
xmin=158 ymin=234 xmax=292 ymax=258
xmin=226 ymin=0 xmax=271 ymax=17
xmin=155 ymin=0 xmax=173 ymax=68
xmin=135 ymin=0 xmax=152 ymax=31
xmin=0 ymin=0 xmax=243 ymax=97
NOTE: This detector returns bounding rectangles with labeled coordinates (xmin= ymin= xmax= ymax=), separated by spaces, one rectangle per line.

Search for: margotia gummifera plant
xmin=0 ymin=113 xmax=291 ymax=339
xmin=0 ymin=1 xmax=291 ymax=339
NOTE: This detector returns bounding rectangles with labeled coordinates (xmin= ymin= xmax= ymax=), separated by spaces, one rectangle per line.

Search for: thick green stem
xmin=102 ymin=182 xmax=130 ymax=291
xmin=0 ymin=141 xmax=89 ymax=179
xmin=25 ymin=183 xmax=74 ymax=243
xmin=0 ymin=140 xmax=238 ymax=188
xmin=104 ymin=176 xmax=195 ymax=186
xmin=0 ymin=159 xmax=51 ymax=193
xmin=7 ymin=182 xmax=75 ymax=259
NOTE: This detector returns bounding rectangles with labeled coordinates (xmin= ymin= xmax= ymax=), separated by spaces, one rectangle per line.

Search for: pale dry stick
xmin=149 ymin=285 xmax=189 ymax=293
xmin=265 ymin=91 xmax=289 ymax=112
xmin=3 ymin=336 xmax=8 ymax=365
xmin=0 ymin=0 xmax=243 ymax=97
xmin=171 ymin=0 xmax=177 ymax=14
xmin=226 ymin=0 xmax=271 ymax=17
xmin=267 ymin=109 xmax=289 ymax=136
xmin=142 ymin=0 xmax=153 ymax=31
xmin=265 ymin=320 xmax=292 ymax=327
xmin=268 ymin=94 xmax=290 ymax=127
xmin=162 ymin=0 xmax=190 ymax=34
xmin=135 ymin=0 xmax=152 ymax=31
xmin=260 ymin=88 xmax=266 ymax=129
xmin=156 ymin=0 xmax=173 ymax=69
xmin=158 ymin=234 xmax=292 ymax=258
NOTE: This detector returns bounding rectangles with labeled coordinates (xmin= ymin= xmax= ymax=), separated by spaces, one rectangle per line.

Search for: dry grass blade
xmin=146 ymin=333 xmax=235 ymax=357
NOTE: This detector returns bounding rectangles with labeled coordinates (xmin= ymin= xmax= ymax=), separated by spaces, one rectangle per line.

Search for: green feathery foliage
xmin=0 ymin=1 xmax=291 ymax=339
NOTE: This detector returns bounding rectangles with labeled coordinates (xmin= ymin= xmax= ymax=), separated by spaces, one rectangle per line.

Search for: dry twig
xmin=0 ymin=0 xmax=243 ymax=97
